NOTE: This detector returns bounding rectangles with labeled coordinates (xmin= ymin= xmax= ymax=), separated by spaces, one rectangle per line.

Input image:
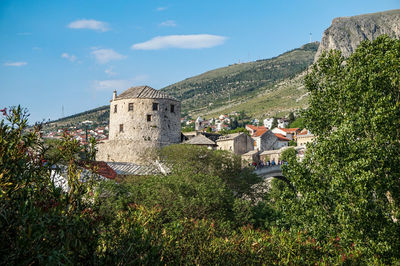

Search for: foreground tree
xmin=280 ymin=35 xmax=400 ymax=261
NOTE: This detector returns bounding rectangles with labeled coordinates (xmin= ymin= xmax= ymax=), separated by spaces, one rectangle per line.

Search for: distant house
xmin=277 ymin=118 xmax=289 ymax=128
xmin=263 ymin=118 xmax=274 ymax=129
xmin=271 ymin=127 xmax=300 ymax=140
xmin=296 ymin=129 xmax=315 ymax=146
xmin=184 ymin=134 xmax=217 ymax=149
xmin=195 ymin=116 xmax=204 ymax=131
xmin=274 ymin=133 xmax=290 ymax=149
xmin=263 ymin=118 xmax=289 ymax=128
xmin=216 ymin=132 xmax=253 ymax=155
xmin=245 ymin=125 xmax=267 ymax=135
xmin=246 ymin=125 xmax=278 ymax=152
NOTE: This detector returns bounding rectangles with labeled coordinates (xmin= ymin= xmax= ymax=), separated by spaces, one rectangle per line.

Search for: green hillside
xmin=162 ymin=42 xmax=319 ymax=115
xmin=196 ymin=71 xmax=309 ymax=119
xmin=46 ymin=42 xmax=318 ymax=128
xmin=46 ymin=105 xmax=109 ymax=128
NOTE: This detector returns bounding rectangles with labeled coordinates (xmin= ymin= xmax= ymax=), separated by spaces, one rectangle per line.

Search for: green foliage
xmin=162 ymin=43 xmax=318 ymax=114
xmin=288 ymin=139 xmax=296 ymax=146
xmin=3 ymin=97 xmax=399 ymax=263
xmin=281 ymin=35 xmax=400 ymax=261
xmin=181 ymin=125 xmax=195 ymax=132
xmin=0 ymin=106 xmax=99 ymax=264
xmin=280 ymin=147 xmax=296 ymax=161
xmin=288 ymin=116 xmax=305 ymax=129
xmin=288 ymin=112 xmax=295 ymax=124
xmin=158 ymin=145 xmax=261 ymax=198
xmin=219 ymin=126 xmax=249 ymax=135
xmin=271 ymin=117 xmax=278 ymax=128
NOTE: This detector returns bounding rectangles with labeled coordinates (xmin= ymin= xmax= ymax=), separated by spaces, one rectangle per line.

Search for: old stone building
xmin=216 ymin=132 xmax=253 ymax=155
xmin=96 ymin=85 xmax=181 ymax=164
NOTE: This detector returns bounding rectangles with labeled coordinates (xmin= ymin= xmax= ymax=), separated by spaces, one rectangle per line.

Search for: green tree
xmin=288 ymin=117 xmax=305 ymax=129
xmin=280 ymin=35 xmax=400 ymax=261
xmin=271 ymin=117 xmax=278 ymax=129
xmin=287 ymin=112 xmax=295 ymax=124
xmin=280 ymin=147 xmax=296 ymax=161
xmin=0 ymin=106 xmax=100 ymax=264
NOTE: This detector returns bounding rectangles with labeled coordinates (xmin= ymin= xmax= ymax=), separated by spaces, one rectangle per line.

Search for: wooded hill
xmin=163 ymin=42 xmax=318 ymax=117
xmin=47 ymin=42 xmax=318 ymax=127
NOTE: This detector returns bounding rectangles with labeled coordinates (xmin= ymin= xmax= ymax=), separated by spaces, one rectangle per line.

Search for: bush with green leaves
xmin=278 ymin=35 xmax=400 ymax=262
xmin=0 ymin=106 xmax=101 ymax=264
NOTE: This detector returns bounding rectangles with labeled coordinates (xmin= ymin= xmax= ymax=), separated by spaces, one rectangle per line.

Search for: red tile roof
xmin=252 ymin=128 xmax=268 ymax=137
xmin=274 ymin=133 xmax=290 ymax=141
xmin=278 ymin=128 xmax=300 ymax=133
xmin=78 ymin=161 xmax=117 ymax=179
xmin=246 ymin=125 xmax=267 ymax=131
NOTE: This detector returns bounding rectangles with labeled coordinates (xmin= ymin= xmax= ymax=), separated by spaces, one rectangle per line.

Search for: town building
xmin=274 ymin=133 xmax=290 ymax=148
xmin=271 ymin=127 xmax=301 ymax=140
xmin=246 ymin=125 xmax=278 ymax=152
xmin=296 ymin=129 xmax=315 ymax=146
xmin=195 ymin=116 xmax=204 ymax=131
xmin=96 ymin=85 xmax=181 ymax=164
xmin=184 ymin=134 xmax=217 ymax=149
xmin=216 ymin=132 xmax=253 ymax=155
xmin=263 ymin=118 xmax=274 ymax=129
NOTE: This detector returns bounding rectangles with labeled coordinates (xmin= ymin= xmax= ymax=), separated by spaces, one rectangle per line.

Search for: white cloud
xmin=105 ymin=67 xmax=117 ymax=76
xmin=131 ymin=34 xmax=227 ymax=50
xmin=93 ymin=75 xmax=149 ymax=91
xmin=68 ymin=19 xmax=109 ymax=32
xmin=156 ymin=7 xmax=167 ymax=11
xmin=61 ymin=53 xmax=77 ymax=62
xmin=4 ymin=61 xmax=27 ymax=67
xmin=91 ymin=48 xmax=126 ymax=64
xmin=159 ymin=20 xmax=176 ymax=27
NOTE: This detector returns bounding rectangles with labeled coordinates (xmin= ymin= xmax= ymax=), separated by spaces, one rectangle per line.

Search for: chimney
xmin=113 ymin=90 xmax=117 ymax=100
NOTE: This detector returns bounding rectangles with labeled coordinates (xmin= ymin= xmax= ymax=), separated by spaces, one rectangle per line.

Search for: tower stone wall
xmin=96 ymin=86 xmax=181 ymax=164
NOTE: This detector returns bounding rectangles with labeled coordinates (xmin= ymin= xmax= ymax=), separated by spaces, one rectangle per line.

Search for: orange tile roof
xmin=252 ymin=128 xmax=268 ymax=137
xmin=278 ymin=128 xmax=300 ymax=133
xmin=246 ymin=125 xmax=267 ymax=131
xmin=274 ymin=133 xmax=290 ymax=141
xmin=298 ymin=129 xmax=310 ymax=135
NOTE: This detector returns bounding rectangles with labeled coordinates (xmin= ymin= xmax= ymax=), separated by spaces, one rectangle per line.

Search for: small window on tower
xmin=152 ymin=103 xmax=159 ymax=111
xmin=170 ymin=104 xmax=175 ymax=113
xmin=147 ymin=114 xmax=152 ymax=122
xmin=119 ymin=124 xmax=124 ymax=132
xmin=128 ymin=103 xmax=133 ymax=111
xmin=114 ymin=105 xmax=117 ymax=113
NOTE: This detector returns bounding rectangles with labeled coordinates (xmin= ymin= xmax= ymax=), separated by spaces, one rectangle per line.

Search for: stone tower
xmin=96 ymin=85 xmax=181 ymax=164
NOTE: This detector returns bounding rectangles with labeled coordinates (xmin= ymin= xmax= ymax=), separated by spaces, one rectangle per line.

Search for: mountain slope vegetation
xmin=46 ymin=42 xmax=318 ymax=127
xmin=162 ymin=42 xmax=319 ymax=115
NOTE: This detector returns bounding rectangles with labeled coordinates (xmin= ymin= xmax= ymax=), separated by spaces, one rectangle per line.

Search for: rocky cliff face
xmin=315 ymin=9 xmax=400 ymax=61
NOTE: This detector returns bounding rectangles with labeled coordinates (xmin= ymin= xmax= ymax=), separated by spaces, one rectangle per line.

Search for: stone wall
xmin=97 ymin=97 xmax=181 ymax=164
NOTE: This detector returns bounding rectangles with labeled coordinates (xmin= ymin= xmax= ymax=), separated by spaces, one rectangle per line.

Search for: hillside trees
xmin=280 ymin=35 xmax=400 ymax=261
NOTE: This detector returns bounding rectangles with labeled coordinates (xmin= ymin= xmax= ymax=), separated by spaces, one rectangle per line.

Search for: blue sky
xmin=0 ymin=0 xmax=399 ymax=123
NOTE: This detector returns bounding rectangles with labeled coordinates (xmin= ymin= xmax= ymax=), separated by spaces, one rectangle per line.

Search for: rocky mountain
xmin=315 ymin=9 xmax=400 ymax=60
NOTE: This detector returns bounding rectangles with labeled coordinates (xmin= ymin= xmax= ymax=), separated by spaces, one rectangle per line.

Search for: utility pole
xmin=309 ymin=32 xmax=312 ymax=43
xmin=62 ymin=105 xmax=64 ymax=118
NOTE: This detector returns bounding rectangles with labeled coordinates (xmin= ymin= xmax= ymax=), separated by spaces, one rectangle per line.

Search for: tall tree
xmin=271 ymin=117 xmax=278 ymax=129
xmin=280 ymin=35 xmax=400 ymax=260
